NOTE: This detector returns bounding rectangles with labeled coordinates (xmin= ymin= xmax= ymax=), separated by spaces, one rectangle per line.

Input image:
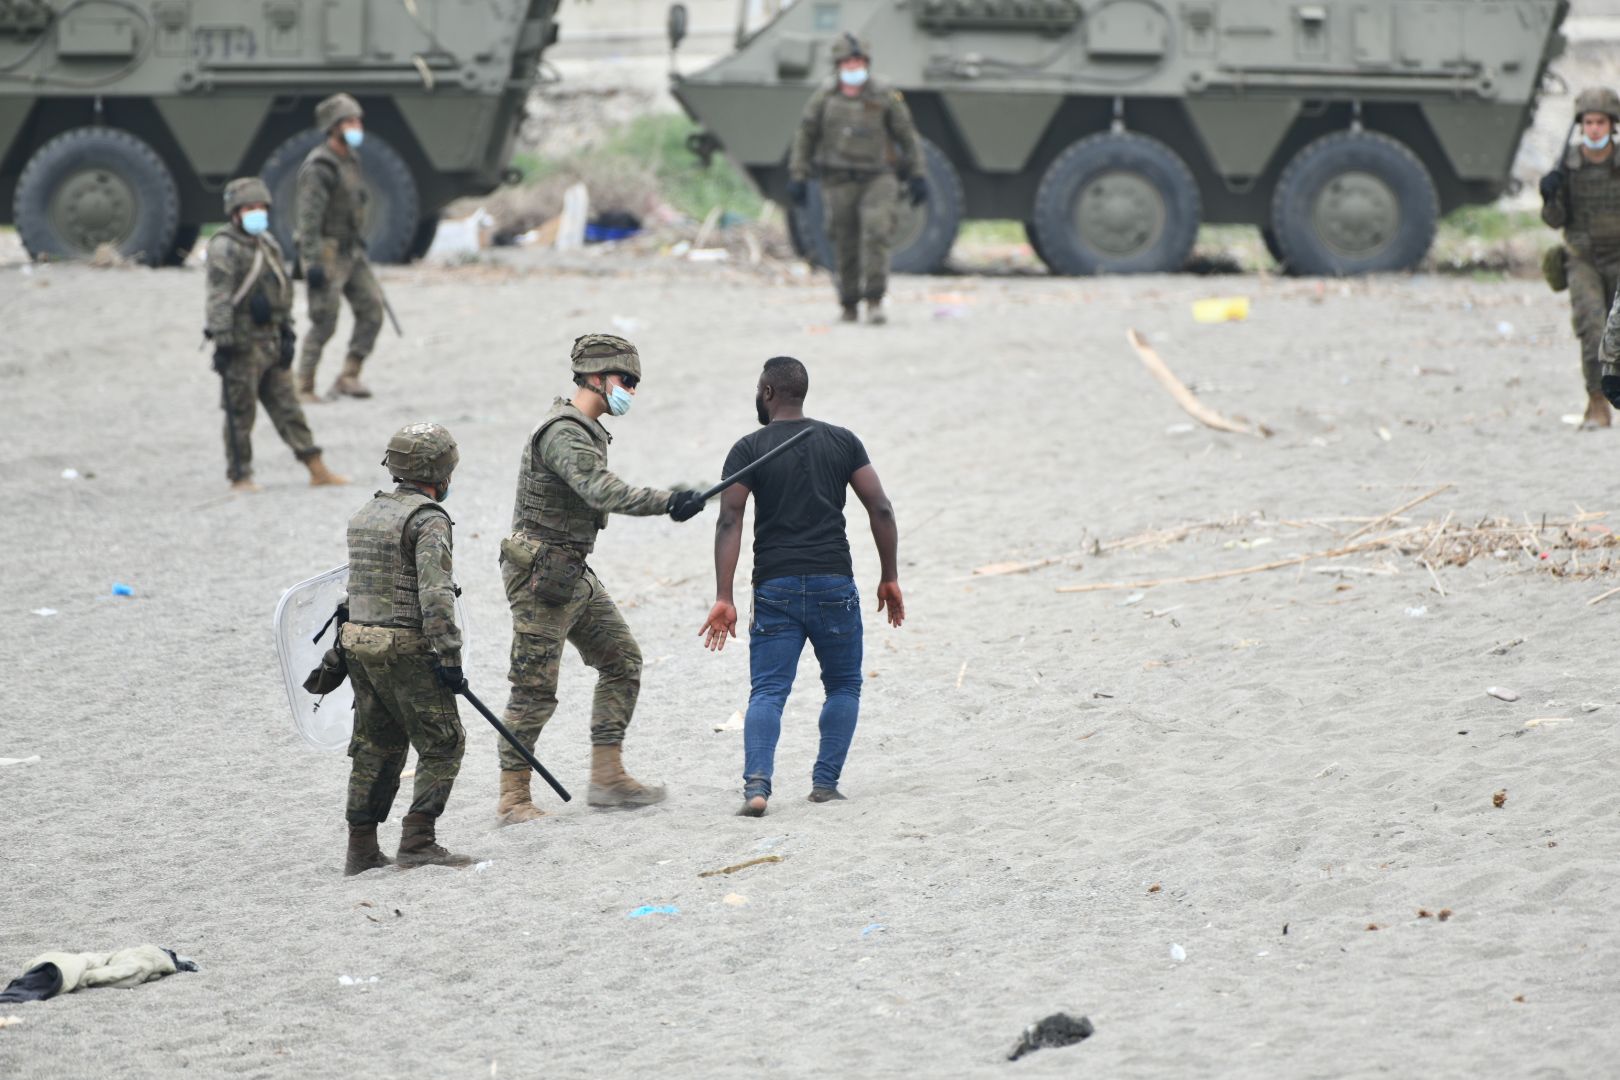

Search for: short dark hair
xmin=761 ymin=356 xmax=808 ymax=401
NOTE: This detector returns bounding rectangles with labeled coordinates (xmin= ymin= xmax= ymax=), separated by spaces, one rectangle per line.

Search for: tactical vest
xmin=219 ymin=227 xmax=291 ymax=340
xmin=814 ymin=84 xmax=898 ymax=173
xmin=299 ymin=143 xmax=367 ymax=247
xmin=347 ymin=488 xmax=449 ymax=628
xmin=510 ymin=399 xmax=610 ymax=553
xmin=1564 ymin=149 xmax=1620 ymax=262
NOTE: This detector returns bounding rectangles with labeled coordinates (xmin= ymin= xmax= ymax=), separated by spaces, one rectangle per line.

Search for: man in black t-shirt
xmin=700 ymin=356 xmax=904 ymax=816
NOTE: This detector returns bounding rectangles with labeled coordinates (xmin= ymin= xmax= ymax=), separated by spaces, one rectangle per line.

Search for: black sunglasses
xmin=611 ymin=372 xmax=639 ymax=390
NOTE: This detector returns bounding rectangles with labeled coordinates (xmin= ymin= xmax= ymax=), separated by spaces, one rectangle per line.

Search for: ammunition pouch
xmin=249 ymin=289 xmax=273 ymax=326
xmin=1543 ymin=245 xmax=1569 ymax=292
xmin=500 ymin=533 xmax=585 ymax=606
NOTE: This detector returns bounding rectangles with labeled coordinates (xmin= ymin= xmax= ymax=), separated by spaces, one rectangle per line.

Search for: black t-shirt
xmin=723 ymin=418 xmax=870 ymax=584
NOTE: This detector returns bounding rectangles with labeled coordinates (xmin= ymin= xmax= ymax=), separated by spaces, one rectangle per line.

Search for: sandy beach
xmin=3 ymin=252 xmax=1619 ymax=1078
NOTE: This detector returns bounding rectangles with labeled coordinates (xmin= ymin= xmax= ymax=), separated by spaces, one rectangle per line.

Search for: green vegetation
xmin=1438 ymin=204 xmax=1542 ymax=242
xmin=513 ymin=115 xmax=764 ymax=221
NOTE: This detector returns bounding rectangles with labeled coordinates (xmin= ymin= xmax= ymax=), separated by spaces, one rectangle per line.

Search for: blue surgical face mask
xmin=607 ymin=384 xmax=633 ymax=417
xmin=344 ymin=127 xmax=365 ymax=149
xmin=1584 ymin=132 xmax=1613 ymax=151
xmin=839 ymin=67 xmax=869 ymax=88
xmin=241 ymin=209 xmax=269 ymax=236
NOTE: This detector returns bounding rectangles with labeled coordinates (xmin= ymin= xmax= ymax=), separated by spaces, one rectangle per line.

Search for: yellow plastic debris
xmin=1191 ymin=296 xmax=1250 ymax=323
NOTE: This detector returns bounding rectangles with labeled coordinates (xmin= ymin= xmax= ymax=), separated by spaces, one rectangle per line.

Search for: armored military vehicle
xmin=0 ymin=0 xmax=559 ymax=266
xmin=671 ymin=0 xmax=1567 ymax=275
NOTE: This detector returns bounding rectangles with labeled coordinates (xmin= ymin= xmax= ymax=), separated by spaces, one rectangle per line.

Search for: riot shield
xmin=273 ymin=565 xmax=472 ymax=751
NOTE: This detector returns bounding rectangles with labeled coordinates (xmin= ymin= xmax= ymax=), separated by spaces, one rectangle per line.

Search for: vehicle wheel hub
xmin=1075 ymin=171 xmax=1165 ymax=257
xmin=1312 ymin=171 xmax=1398 ymax=260
xmin=50 ymin=169 xmax=137 ymax=252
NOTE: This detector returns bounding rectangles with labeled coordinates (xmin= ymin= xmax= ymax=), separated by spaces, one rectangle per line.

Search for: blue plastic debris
xmin=111 ymin=583 xmax=134 ymax=597
xmin=627 ymin=905 xmax=680 ymax=919
xmin=860 ymin=923 xmax=886 ymax=937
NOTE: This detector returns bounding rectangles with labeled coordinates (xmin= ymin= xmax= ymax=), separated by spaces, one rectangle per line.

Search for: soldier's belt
xmin=339 ymin=622 xmax=432 ymax=660
xmin=819 ymin=168 xmax=885 ymax=184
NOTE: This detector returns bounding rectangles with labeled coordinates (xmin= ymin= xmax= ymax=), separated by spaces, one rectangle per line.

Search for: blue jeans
xmin=744 ymin=575 xmax=863 ymax=798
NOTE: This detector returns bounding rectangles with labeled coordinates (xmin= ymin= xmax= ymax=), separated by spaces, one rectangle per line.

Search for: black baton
xmin=459 ymin=684 xmax=572 ymax=802
xmin=698 ymin=425 xmax=816 ymax=501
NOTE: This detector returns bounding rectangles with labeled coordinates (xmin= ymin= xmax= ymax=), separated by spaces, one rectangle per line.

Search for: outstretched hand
xmin=700 ymin=601 xmax=738 ymax=651
xmin=876 ymin=581 xmax=905 ymax=628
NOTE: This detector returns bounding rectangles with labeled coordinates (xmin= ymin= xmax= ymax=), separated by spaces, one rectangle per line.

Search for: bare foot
xmin=737 ymin=794 xmax=767 ymax=817
xmin=807 ymin=788 xmax=847 ymax=803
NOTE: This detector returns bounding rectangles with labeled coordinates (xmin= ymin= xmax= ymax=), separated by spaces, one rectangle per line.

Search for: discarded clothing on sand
xmin=0 ymin=945 xmax=198 ymax=1003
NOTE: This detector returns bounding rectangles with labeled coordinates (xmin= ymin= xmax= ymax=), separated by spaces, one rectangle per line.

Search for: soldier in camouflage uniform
xmin=340 ymin=423 xmax=472 ymax=874
xmin=1543 ymin=88 xmax=1620 ymax=429
xmin=295 ymin=92 xmax=386 ymax=402
xmin=788 ymin=33 xmax=927 ymax=326
xmin=494 ymin=334 xmax=706 ymax=823
xmin=205 ymin=178 xmax=347 ymax=492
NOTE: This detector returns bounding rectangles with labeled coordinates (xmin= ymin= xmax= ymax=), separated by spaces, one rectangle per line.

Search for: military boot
xmin=305 ymin=453 xmax=349 ymax=486
xmin=1581 ymin=391 xmax=1612 ymax=431
xmin=295 ymin=369 xmax=323 ymax=405
xmin=330 ymin=355 xmax=373 ymax=399
xmin=587 ymin=744 xmax=666 ymax=808
xmin=396 ymin=812 xmax=474 ymax=869
xmin=496 ymin=769 xmax=548 ymax=824
xmin=230 ymin=478 xmax=263 ymax=494
xmin=866 ymin=299 xmax=887 ymax=326
xmin=344 ymin=823 xmax=394 ymax=876
xmin=839 ymin=303 xmax=859 ymax=323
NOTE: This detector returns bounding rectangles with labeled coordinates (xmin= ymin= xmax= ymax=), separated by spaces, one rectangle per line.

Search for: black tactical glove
xmin=668 ymin=490 xmax=706 ymax=522
xmin=212 ymin=345 xmax=234 ymax=374
xmin=906 ymin=175 xmax=929 ymax=206
xmin=1602 ymin=374 xmax=1620 ymax=409
xmin=278 ymin=324 xmax=297 ymax=368
xmin=433 ymin=663 xmax=467 ymax=693
xmin=306 ymin=263 xmax=328 ymax=291
xmin=787 ymin=179 xmax=809 ymax=207
xmin=248 ymin=289 xmax=273 ymax=326
xmin=1539 ymin=169 xmax=1565 ymax=204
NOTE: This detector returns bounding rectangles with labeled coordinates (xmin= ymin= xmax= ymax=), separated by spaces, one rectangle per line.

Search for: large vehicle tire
xmin=13 ymin=128 xmax=180 ymax=267
xmin=1260 ymin=226 xmax=1286 ymax=269
xmin=1029 ymin=132 xmax=1201 ymax=275
xmin=1024 ymin=219 xmax=1053 ymax=272
xmin=406 ymin=216 xmax=439 ymax=261
xmin=788 ymin=137 xmax=963 ymax=274
xmin=259 ymin=129 xmax=420 ymax=265
xmin=1268 ymin=131 xmax=1438 ymax=276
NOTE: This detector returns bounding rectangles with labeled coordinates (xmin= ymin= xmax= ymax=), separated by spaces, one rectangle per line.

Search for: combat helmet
xmin=570 ymin=333 xmax=642 ymax=380
xmin=1574 ymin=87 xmax=1620 ymax=124
xmin=382 ymin=422 xmax=459 ymax=483
xmin=223 ymin=177 xmax=272 ymax=215
xmin=830 ymin=32 xmax=870 ymax=64
xmin=315 ymin=92 xmax=364 ymax=132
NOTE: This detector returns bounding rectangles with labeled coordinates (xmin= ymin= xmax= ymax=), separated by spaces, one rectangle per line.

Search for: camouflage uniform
xmin=1545 ymin=92 xmax=1620 ymax=398
xmin=499 ymin=396 xmax=672 ymax=763
xmin=204 ymin=185 xmax=321 ymax=484
xmin=789 ymin=48 xmax=923 ymax=313
xmin=337 ymin=423 xmax=472 ymax=874
xmin=296 ymin=94 xmax=384 ymax=397
xmin=342 ymin=483 xmax=465 ymax=827
xmin=491 ymin=334 xmax=695 ymax=820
